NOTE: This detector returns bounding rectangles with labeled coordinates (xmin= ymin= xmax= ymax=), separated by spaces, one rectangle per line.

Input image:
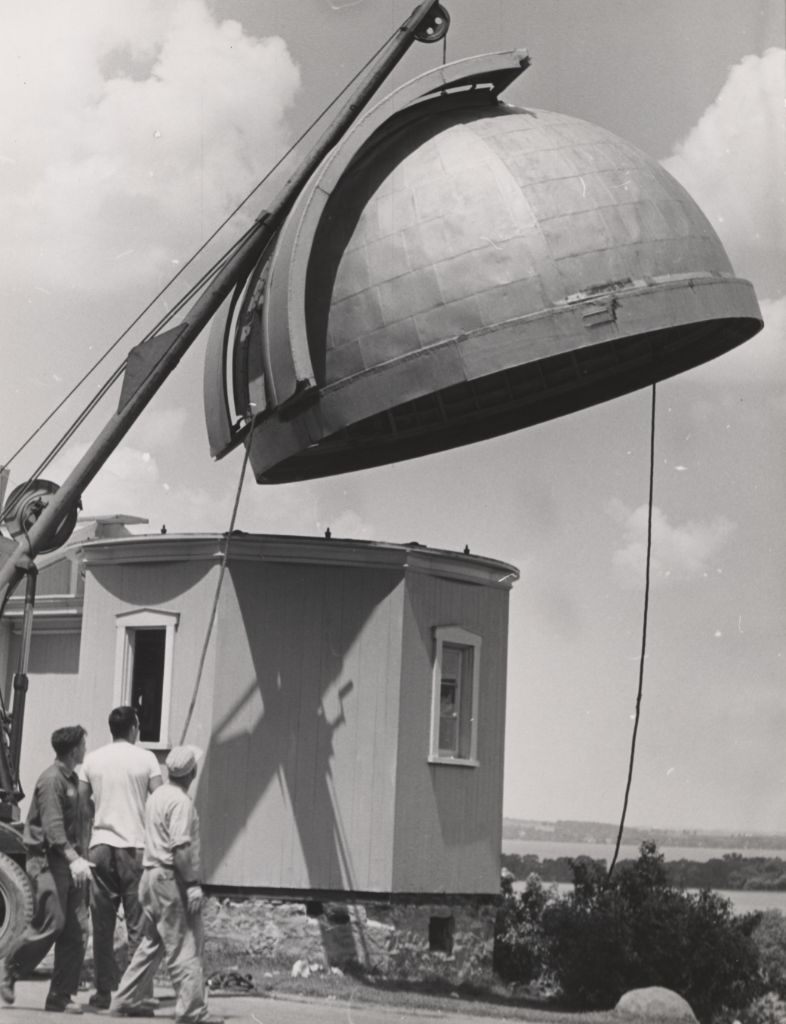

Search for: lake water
xmin=503 ymin=838 xmax=786 ymax=864
xmin=504 ymin=840 xmax=786 ymax=916
xmin=512 ymin=880 xmax=786 ymax=916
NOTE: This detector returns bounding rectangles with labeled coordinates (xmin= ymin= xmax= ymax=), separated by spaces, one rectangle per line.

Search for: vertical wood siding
xmin=5 ymin=629 xmax=83 ymax=813
xmin=392 ymin=570 xmax=510 ymax=894
xmin=200 ymin=560 xmax=404 ymax=891
xmin=79 ymin=559 xmax=221 ymax=757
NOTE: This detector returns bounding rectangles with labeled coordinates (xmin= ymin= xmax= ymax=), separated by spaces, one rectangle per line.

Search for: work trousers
xmin=114 ymin=868 xmax=208 ymax=1023
xmin=89 ymin=844 xmax=148 ymax=994
xmin=7 ymin=852 xmax=86 ymax=1000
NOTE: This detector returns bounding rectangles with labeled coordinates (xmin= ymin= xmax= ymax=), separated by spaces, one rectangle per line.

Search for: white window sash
xmin=113 ymin=609 xmax=178 ymax=748
xmin=429 ymin=626 xmax=481 ymax=767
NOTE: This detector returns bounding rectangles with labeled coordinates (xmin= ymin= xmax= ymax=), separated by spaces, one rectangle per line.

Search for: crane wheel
xmin=0 ymin=852 xmax=34 ymax=958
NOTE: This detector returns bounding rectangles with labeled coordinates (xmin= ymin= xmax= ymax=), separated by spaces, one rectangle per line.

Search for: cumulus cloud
xmin=49 ymin=440 xmax=163 ymax=521
xmin=321 ymin=509 xmax=376 ymax=540
xmin=0 ymin=0 xmax=300 ymax=295
xmin=124 ymin=406 xmax=189 ymax=451
xmin=608 ymin=499 xmax=735 ymax=586
xmin=46 ymin=435 xmax=378 ymax=541
xmin=691 ymin=295 xmax=786 ymax=386
xmin=661 ymin=48 xmax=786 ymax=299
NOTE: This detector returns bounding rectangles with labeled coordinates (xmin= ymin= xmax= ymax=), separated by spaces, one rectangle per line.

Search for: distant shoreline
xmin=502 ymin=840 xmax=786 ymax=893
xmin=503 ymin=837 xmax=786 ymax=865
xmin=503 ymin=818 xmax=786 ymax=852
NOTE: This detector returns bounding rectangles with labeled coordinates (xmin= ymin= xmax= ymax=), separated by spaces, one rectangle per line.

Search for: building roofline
xmin=74 ymin=533 xmax=520 ymax=589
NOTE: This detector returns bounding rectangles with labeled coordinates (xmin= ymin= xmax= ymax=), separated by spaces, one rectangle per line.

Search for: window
xmin=114 ymin=609 xmax=178 ymax=747
xmin=429 ymin=914 xmax=455 ymax=954
xmin=429 ymin=626 xmax=481 ymax=766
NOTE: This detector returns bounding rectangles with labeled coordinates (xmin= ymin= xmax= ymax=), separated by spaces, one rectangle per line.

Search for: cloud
xmin=124 ymin=406 xmax=189 ymax=451
xmin=321 ymin=509 xmax=376 ymax=540
xmin=608 ymin=499 xmax=735 ymax=586
xmin=0 ymin=0 xmax=300 ymax=295
xmin=661 ymin=48 xmax=786 ymax=299
xmin=690 ymin=295 xmax=786 ymax=387
xmin=47 ymin=436 xmax=339 ymax=538
xmin=49 ymin=441 xmax=162 ymax=521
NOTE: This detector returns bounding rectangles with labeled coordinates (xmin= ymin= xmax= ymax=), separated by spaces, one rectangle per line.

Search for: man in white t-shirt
xmin=78 ymin=706 xmax=161 ymax=1009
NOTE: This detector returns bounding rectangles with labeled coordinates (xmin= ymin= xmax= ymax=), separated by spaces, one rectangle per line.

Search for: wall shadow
xmin=197 ymin=563 xmax=401 ymax=897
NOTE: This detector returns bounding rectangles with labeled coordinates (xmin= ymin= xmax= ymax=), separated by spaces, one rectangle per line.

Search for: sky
xmin=1 ymin=1 xmax=784 ymax=834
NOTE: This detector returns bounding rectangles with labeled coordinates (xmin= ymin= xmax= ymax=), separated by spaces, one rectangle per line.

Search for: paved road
xmin=1 ymin=979 xmax=521 ymax=1024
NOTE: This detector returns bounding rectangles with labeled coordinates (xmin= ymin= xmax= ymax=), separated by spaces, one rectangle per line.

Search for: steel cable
xmin=178 ymin=436 xmax=251 ymax=745
xmin=608 ymin=383 xmax=657 ymax=881
xmin=1 ymin=21 xmax=400 ymax=477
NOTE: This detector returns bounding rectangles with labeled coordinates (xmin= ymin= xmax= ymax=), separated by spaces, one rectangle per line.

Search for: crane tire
xmin=0 ymin=851 xmax=34 ymax=958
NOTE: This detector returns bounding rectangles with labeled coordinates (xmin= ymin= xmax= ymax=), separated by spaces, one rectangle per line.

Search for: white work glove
xmin=69 ymin=856 xmax=93 ymax=886
xmin=186 ymin=884 xmax=204 ymax=913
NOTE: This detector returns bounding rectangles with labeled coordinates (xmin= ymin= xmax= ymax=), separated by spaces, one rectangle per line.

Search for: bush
xmin=539 ymin=842 xmax=763 ymax=1020
xmin=493 ymin=873 xmax=554 ymax=986
xmin=743 ymin=992 xmax=786 ymax=1024
xmin=753 ymin=911 xmax=786 ymax=999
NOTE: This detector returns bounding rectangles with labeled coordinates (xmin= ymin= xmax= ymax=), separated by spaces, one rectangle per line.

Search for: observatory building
xmin=0 ymin=524 xmax=518 ymax=972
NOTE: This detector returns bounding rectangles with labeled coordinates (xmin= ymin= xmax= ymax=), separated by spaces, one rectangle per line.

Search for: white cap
xmin=165 ymin=745 xmax=202 ymax=779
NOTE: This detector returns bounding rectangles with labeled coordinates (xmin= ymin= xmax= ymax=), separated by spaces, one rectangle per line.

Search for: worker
xmin=0 ymin=725 xmax=93 ymax=1014
xmin=112 ymin=745 xmax=222 ymax=1024
xmin=78 ymin=706 xmax=162 ymax=1010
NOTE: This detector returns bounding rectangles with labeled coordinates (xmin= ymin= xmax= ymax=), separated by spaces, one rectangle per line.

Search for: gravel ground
xmin=1 ymin=979 xmax=526 ymax=1024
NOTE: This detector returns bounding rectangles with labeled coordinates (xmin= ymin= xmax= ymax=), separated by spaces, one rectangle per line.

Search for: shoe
xmin=45 ymin=995 xmax=84 ymax=1014
xmin=89 ymin=991 xmax=112 ymax=1010
xmin=0 ymin=962 xmax=15 ymax=1005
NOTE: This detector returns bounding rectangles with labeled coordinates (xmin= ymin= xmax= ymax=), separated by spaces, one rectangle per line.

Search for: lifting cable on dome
xmin=178 ymin=435 xmax=252 ymax=745
xmin=607 ymin=383 xmax=657 ymax=882
xmin=0 ymin=18 xmax=403 ymax=488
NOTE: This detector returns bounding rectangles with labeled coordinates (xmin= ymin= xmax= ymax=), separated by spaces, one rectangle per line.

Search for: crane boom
xmin=0 ymin=0 xmax=449 ymax=617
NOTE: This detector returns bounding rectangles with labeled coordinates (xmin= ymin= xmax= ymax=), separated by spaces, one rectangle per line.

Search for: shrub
xmin=539 ymin=841 xmax=763 ymax=1020
xmin=753 ymin=911 xmax=786 ymax=999
xmin=743 ymin=992 xmax=786 ymax=1024
xmin=493 ymin=873 xmax=554 ymax=986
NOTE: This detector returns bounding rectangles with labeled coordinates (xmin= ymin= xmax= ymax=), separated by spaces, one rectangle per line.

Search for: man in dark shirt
xmin=1 ymin=725 xmax=93 ymax=1014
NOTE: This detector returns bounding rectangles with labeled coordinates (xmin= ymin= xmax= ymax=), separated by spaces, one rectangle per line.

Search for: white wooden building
xmin=1 ymin=525 xmax=518 ymax=902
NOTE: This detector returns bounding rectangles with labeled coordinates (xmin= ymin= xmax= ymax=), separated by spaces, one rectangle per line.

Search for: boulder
xmin=616 ymin=987 xmax=698 ymax=1022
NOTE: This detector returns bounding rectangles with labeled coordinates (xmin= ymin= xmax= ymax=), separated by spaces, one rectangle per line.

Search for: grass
xmin=208 ymin=963 xmax=623 ymax=1023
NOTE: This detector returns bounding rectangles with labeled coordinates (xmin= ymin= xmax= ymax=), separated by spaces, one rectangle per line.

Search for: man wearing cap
xmin=112 ymin=745 xmax=221 ymax=1024
xmin=78 ymin=706 xmax=162 ymax=1009
xmin=1 ymin=725 xmax=92 ymax=1014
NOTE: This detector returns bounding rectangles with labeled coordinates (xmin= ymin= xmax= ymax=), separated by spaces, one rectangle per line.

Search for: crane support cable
xmin=179 ymin=437 xmax=251 ymax=746
xmin=0 ymin=218 xmax=262 ymax=527
xmin=0 ymin=23 xmax=401 ymax=477
xmin=1 ymin=214 xmax=256 ymax=512
xmin=0 ymin=0 xmax=451 ymax=611
xmin=607 ymin=382 xmax=657 ymax=882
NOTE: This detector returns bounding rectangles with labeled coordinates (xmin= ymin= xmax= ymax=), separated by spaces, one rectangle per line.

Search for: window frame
xmin=429 ymin=625 xmax=481 ymax=767
xmin=113 ymin=608 xmax=178 ymax=749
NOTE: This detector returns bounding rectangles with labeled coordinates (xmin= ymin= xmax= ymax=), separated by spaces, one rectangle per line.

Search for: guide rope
xmin=607 ymin=383 xmax=657 ymax=881
xmin=178 ymin=434 xmax=251 ymax=745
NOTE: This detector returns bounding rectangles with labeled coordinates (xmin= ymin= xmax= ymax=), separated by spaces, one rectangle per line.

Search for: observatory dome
xmin=206 ymin=55 xmax=761 ymax=482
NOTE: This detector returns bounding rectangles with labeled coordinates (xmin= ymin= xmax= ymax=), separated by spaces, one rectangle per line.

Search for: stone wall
xmin=202 ymin=894 xmax=498 ymax=983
